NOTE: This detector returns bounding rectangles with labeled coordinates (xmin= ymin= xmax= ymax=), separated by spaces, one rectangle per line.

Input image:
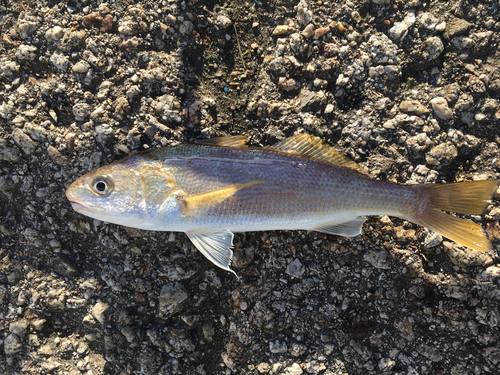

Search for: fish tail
xmin=410 ymin=181 xmax=498 ymax=251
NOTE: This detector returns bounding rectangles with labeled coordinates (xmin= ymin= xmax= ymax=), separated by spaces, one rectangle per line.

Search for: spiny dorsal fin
xmin=195 ymin=136 xmax=249 ymax=148
xmin=271 ymin=134 xmax=369 ymax=176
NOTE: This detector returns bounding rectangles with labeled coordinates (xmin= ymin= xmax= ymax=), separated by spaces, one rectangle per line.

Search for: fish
xmin=66 ymin=134 xmax=498 ymax=275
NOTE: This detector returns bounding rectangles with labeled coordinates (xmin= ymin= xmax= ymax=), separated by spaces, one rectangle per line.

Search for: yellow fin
xmin=271 ymin=134 xmax=369 ymax=176
xmin=415 ymin=209 xmax=491 ymax=252
xmin=180 ymin=180 xmax=261 ymax=216
xmin=416 ymin=180 xmax=499 ymax=215
xmin=195 ymin=136 xmax=249 ymax=148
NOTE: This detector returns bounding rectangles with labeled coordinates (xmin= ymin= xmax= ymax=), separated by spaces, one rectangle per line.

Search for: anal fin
xmin=187 ymin=229 xmax=238 ymax=276
xmin=313 ymin=217 xmax=367 ymax=237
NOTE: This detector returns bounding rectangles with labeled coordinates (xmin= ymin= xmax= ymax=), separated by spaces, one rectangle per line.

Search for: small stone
xmin=286 ymin=259 xmax=305 ymax=278
xmin=18 ymin=16 xmax=40 ymax=39
xmin=446 ymin=18 xmax=470 ymax=37
xmin=445 ymin=285 xmax=468 ymax=301
xmin=424 ymin=232 xmax=443 ymax=248
xmin=32 ymin=319 xmax=46 ymax=331
xmin=0 ymin=138 xmax=21 ymax=162
xmin=273 ymin=25 xmax=295 ymax=36
xmin=379 ymin=358 xmax=395 ymax=371
xmin=4 ymin=333 xmax=22 ymax=354
xmin=423 ymin=36 xmax=444 ymax=60
xmin=203 ymin=323 xmax=214 ymax=342
xmin=216 ymin=15 xmax=232 ymax=29
xmin=278 ymin=77 xmax=300 ymax=92
xmin=314 ymin=27 xmax=330 ymax=39
xmin=399 ymin=100 xmax=429 ymax=116
xmin=15 ymin=45 xmax=37 ymax=61
xmin=47 ymin=145 xmax=67 ymax=165
xmin=94 ymin=124 xmax=115 ymax=145
xmin=9 ymin=320 xmax=28 ymax=337
xmin=92 ymin=302 xmax=109 ymax=324
xmin=426 ymin=142 xmax=458 ymax=166
xmin=364 ymin=250 xmax=390 ymax=269
xmin=12 ymin=128 xmax=37 ymax=154
xmin=283 ymin=363 xmax=303 ymax=375
xmin=73 ymin=102 xmax=91 ymax=121
xmin=72 ymin=61 xmax=90 ymax=73
xmin=388 ymin=10 xmax=416 ymax=41
xmin=430 ymin=97 xmax=453 ymax=120
xmin=45 ymin=26 xmax=64 ymax=41
xmin=50 ymin=51 xmax=70 ymax=72
xmin=118 ymin=17 xmax=139 ymax=35
xmin=159 ymin=282 xmax=188 ymax=317
xmin=419 ymin=13 xmax=439 ymax=30
xmin=83 ymin=13 xmax=113 ymax=33
xmin=301 ymin=24 xmax=314 ymax=38
xmin=297 ymin=0 xmax=312 ymax=26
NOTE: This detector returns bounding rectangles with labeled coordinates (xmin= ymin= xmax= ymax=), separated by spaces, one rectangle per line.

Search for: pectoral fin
xmin=179 ymin=180 xmax=261 ymax=216
xmin=313 ymin=217 xmax=367 ymax=237
xmin=187 ymin=229 xmax=237 ymax=276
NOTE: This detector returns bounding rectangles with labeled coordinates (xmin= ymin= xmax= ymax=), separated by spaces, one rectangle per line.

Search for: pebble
xmin=423 ymin=36 xmax=444 ymax=60
xmin=286 ymin=258 xmax=305 ymax=278
xmin=399 ymin=100 xmax=429 ymax=116
xmin=4 ymin=333 xmax=22 ymax=354
xmin=430 ymin=97 xmax=453 ymax=120
xmin=72 ymin=102 xmax=91 ymax=121
xmin=388 ymin=10 xmax=416 ymax=41
xmin=297 ymin=0 xmax=312 ymax=26
xmin=45 ymin=26 xmax=64 ymax=41
xmin=426 ymin=142 xmax=458 ymax=166
xmin=446 ymin=18 xmax=471 ymax=37
xmin=159 ymin=282 xmax=188 ymax=317
xmin=273 ymin=25 xmax=295 ymax=36
xmin=47 ymin=145 xmax=67 ymax=165
xmin=15 ymin=45 xmax=37 ymax=61
xmin=314 ymin=27 xmax=330 ymax=39
xmin=12 ymin=128 xmax=37 ymax=154
xmin=91 ymin=302 xmax=109 ymax=324
xmin=0 ymin=138 xmax=21 ymax=162
xmin=72 ymin=61 xmax=91 ymax=73
xmin=9 ymin=320 xmax=28 ymax=337
xmin=283 ymin=363 xmax=303 ymax=375
xmin=50 ymin=51 xmax=70 ymax=71
xmin=301 ymin=24 xmax=314 ymax=38
xmin=18 ymin=16 xmax=40 ymax=39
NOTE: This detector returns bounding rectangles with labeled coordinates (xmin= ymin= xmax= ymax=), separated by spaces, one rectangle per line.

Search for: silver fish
xmin=66 ymin=134 xmax=498 ymax=274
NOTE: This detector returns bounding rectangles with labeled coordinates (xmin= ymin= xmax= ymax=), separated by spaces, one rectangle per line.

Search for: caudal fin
xmin=411 ymin=181 xmax=498 ymax=251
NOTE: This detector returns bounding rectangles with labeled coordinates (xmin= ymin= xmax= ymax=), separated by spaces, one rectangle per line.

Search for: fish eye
xmin=92 ymin=176 xmax=113 ymax=196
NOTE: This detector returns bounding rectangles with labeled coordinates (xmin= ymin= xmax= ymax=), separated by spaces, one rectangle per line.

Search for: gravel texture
xmin=1 ymin=0 xmax=500 ymax=374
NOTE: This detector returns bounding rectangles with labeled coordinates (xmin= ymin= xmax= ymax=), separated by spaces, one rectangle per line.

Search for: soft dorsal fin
xmin=195 ymin=136 xmax=249 ymax=148
xmin=271 ymin=134 xmax=369 ymax=176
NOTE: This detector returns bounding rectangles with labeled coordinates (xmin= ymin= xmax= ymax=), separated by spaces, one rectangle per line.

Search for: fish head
xmin=66 ymin=156 xmax=178 ymax=228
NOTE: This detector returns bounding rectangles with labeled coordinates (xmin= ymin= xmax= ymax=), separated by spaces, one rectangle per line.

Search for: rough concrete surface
xmin=1 ymin=0 xmax=500 ymax=374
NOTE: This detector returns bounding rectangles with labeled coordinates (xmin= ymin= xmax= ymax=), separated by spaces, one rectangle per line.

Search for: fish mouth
xmin=69 ymin=200 xmax=88 ymax=213
xmin=66 ymin=189 xmax=89 ymax=213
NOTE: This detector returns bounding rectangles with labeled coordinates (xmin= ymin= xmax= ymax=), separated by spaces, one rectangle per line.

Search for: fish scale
xmin=66 ymin=134 xmax=498 ymax=274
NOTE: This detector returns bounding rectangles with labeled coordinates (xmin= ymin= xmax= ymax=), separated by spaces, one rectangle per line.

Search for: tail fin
xmin=411 ymin=181 xmax=498 ymax=251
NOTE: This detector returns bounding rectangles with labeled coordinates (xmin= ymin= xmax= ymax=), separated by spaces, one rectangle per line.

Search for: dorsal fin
xmin=195 ymin=136 xmax=249 ymax=148
xmin=271 ymin=134 xmax=369 ymax=176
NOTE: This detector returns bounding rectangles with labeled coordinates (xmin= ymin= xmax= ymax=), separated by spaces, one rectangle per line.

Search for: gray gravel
xmin=1 ymin=0 xmax=500 ymax=374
